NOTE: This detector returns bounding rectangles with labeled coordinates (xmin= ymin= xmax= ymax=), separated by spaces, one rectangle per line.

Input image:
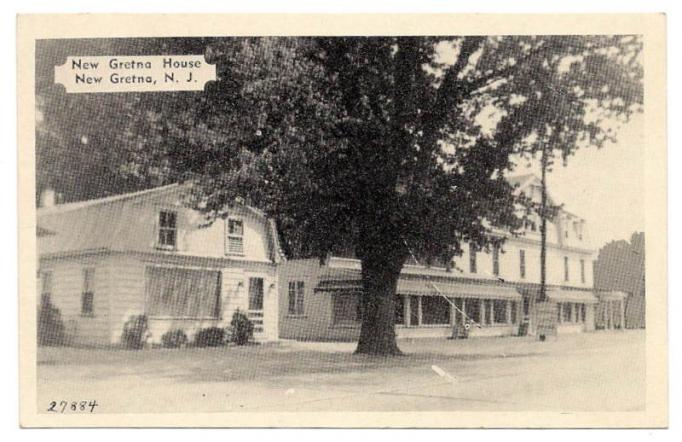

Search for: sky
xmin=511 ymin=113 xmax=644 ymax=250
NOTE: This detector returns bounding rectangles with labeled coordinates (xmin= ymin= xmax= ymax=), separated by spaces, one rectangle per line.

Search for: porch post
xmin=416 ymin=296 xmax=423 ymax=326
xmin=405 ymin=295 xmax=412 ymax=327
xmin=479 ymin=299 xmax=485 ymax=325
xmin=450 ymin=298 xmax=456 ymax=326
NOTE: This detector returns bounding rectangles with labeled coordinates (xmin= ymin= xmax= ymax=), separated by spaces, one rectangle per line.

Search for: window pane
xmin=422 ymin=296 xmax=450 ymax=325
xmin=145 ymin=267 xmax=221 ymax=318
xmin=228 ymin=219 xmax=243 ymax=236
xmin=296 ymin=281 xmax=305 ymax=315
xmin=563 ymin=302 xmax=573 ymax=322
xmin=493 ymin=299 xmax=507 ymax=323
xmin=288 ymin=282 xmax=296 ymax=315
xmin=469 ymin=244 xmax=477 ymax=273
xmin=81 ymin=291 xmax=94 ymax=315
xmin=452 ymin=298 xmax=464 ymax=325
xmin=465 ymin=299 xmax=480 ymax=325
xmin=333 ymin=293 xmax=359 ymax=323
xmin=160 ymin=211 xmax=176 ymax=228
xmin=228 ymin=237 xmax=244 ymax=254
xmin=248 ymin=277 xmax=264 ymax=310
xmin=511 ymin=301 xmax=517 ymax=324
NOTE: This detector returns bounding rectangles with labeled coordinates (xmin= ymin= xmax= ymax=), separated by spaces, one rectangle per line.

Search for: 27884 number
xmin=47 ymin=400 xmax=99 ymax=413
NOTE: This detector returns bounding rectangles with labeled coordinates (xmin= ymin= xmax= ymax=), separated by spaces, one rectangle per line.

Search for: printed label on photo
xmin=54 ymin=56 xmax=216 ymax=93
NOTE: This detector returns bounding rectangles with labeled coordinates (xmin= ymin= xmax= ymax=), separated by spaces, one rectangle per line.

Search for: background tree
xmin=36 ymin=35 xmax=643 ymax=355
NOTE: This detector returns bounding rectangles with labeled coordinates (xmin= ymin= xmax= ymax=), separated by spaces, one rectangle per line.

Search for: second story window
xmin=469 ymin=243 xmax=477 ymax=274
xmin=580 ymin=259 xmax=585 ymax=283
xmin=226 ymin=218 xmax=244 ymax=255
xmin=158 ymin=210 xmax=177 ymax=248
xmin=519 ymin=249 xmax=526 ymax=279
xmin=81 ymin=268 xmax=95 ymax=316
xmin=564 ymin=256 xmax=570 ymax=282
xmin=492 ymin=245 xmax=500 ymax=276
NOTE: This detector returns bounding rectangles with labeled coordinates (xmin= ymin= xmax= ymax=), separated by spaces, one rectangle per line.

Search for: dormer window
xmin=226 ymin=218 xmax=244 ymax=255
xmin=158 ymin=210 xmax=177 ymax=248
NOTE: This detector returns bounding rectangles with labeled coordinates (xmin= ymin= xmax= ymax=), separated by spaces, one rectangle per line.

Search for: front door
xmin=247 ymin=276 xmax=265 ymax=336
xmin=247 ymin=277 xmax=264 ymax=311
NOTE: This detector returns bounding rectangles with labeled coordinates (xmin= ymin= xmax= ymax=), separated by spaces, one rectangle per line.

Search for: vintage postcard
xmin=17 ymin=14 xmax=667 ymax=427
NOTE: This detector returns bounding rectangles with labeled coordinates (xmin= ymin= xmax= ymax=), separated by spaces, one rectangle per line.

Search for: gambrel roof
xmin=37 ymin=184 xmax=286 ymax=263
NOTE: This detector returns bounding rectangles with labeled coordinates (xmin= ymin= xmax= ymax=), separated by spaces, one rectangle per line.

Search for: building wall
xmin=38 ymin=254 xmax=111 ymax=346
xmin=38 ymin=186 xmax=282 ymax=345
xmin=107 ymin=254 xmax=278 ymax=344
xmin=454 ymin=237 xmax=595 ymax=289
xmin=40 ymin=252 xmax=279 ymax=346
xmin=278 ymin=259 xmax=332 ymax=340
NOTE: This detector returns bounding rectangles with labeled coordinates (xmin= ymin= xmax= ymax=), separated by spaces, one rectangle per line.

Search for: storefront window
xmin=422 ymin=296 xmax=451 ymax=325
xmin=493 ymin=299 xmax=507 ymax=324
xmin=484 ymin=299 xmax=492 ymax=325
xmin=453 ymin=298 xmax=464 ymax=324
xmin=465 ymin=298 xmax=480 ymax=325
xmin=563 ymin=302 xmax=573 ymax=322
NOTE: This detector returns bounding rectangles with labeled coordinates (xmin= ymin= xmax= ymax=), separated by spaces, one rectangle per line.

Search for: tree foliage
xmin=36 ymin=35 xmax=643 ymax=354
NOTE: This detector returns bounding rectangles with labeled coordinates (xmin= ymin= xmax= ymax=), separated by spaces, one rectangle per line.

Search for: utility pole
xmin=539 ymin=142 xmax=548 ymax=303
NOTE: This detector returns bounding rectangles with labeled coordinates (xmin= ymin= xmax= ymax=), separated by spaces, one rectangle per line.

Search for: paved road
xmin=37 ymin=330 xmax=645 ymax=413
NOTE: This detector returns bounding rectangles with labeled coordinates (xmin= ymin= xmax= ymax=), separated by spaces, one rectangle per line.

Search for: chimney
xmin=40 ymin=188 xmax=56 ymax=208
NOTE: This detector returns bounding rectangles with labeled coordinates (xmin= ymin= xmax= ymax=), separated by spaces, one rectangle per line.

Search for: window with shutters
xmin=226 ymin=218 xmax=244 ymax=255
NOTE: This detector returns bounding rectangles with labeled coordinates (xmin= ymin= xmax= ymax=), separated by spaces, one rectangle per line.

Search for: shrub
xmin=161 ymin=329 xmax=188 ymax=348
xmin=230 ymin=310 xmax=254 ymax=346
xmin=37 ymin=299 xmax=65 ymax=346
xmin=121 ymin=314 xmax=148 ymax=350
xmin=193 ymin=327 xmax=225 ymax=347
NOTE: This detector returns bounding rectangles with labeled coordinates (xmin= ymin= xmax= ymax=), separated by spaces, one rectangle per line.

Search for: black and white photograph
xmin=16 ymin=13 xmax=667 ymax=428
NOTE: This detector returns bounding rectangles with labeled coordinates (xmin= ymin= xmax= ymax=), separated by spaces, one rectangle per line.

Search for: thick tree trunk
xmin=355 ymin=247 xmax=405 ymax=356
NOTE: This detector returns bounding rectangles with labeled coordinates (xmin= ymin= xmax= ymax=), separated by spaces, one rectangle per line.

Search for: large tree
xmin=46 ymin=35 xmax=641 ymax=355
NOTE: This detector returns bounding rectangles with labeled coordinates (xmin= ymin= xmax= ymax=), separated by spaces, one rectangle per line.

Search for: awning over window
xmin=546 ymin=289 xmax=599 ymax=304
xmin=398 ymin=279 xmax=522 ymax=300
xmin=316 ymin=276 xmax=521 ymax=301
